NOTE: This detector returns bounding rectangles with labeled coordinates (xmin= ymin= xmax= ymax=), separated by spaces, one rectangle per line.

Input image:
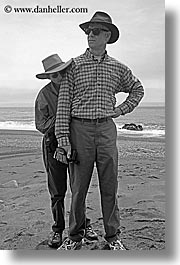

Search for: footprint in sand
xmin=0 ymin=221 xmax=7 ymax=226
xmin=0 ymin=180 xmax=18 ymax=188
xmin=137 ymin=199 xmax=154 ymax=205
xmin=127 ymin=184 xmax=134 ymax=191
xmin=36 ymin=170 xmax=45 ymax=173
xmin=33 ymin=175 xmax=41 ymax=178
xmin=0 ymin=200 xmax=5 ymax=210
xmin=147 ymin=175 xmax=160 ymax=179
xmin=25 ymin=208 xmax=45 ymax=214
xmin=153 ymin=194 xmax=165 ymax=202
xmin=86 ymin=206 xmax=94 ymax=211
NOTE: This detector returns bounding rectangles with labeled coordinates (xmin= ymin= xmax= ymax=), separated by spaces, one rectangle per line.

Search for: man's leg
xmin=96 ymin=119 xmax=120 ymax=243
xmin=42 ymin=137 xmax=67 ymax=247
xmin=68 ymin=119 xmax=96 ymax=242
xmin=47 ymin=153 xmax=67 ymax=233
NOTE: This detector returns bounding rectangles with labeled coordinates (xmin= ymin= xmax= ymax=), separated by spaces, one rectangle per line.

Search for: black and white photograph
xmin=0 ymin=0 xmax=167 ymax=257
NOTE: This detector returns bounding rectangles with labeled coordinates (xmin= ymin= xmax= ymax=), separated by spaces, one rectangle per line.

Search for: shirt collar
xmin=85 ymin=48 xmax=108 ymax=62
xmin=50 ymin=82 xmax=59 ymax=96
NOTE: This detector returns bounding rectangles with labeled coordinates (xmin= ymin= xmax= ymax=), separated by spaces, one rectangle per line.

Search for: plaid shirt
xmin=55 ymin=49 xmax=144 ymax=146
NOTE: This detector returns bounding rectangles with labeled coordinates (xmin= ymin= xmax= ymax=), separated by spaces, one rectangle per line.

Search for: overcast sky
xmin=0 ymin=0 xmax=164 ymax=107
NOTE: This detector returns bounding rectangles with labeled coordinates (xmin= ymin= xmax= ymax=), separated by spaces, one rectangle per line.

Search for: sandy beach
xmin=0 ymin=129 xmax=165 ymax=250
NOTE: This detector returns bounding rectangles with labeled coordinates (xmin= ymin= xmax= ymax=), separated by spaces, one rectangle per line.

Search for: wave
xmin=116 ymin=124 xmax=165 ymax=138
xmin=0 ymin=121 xmax=36 ymax=131
xmin=0 ymin=121 xmax=165 ymax=139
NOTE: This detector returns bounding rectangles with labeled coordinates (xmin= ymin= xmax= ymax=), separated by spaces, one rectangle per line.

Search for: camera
xmin=68 ymin=149 xmax=79 ymax=164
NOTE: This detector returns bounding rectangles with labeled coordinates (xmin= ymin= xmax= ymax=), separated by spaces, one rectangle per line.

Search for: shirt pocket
xmin=109 ymin=72 xmax=120 ymax=91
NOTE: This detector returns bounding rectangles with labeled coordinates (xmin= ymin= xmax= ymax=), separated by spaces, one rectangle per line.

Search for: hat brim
xmin=36 ymin=58 xmax=72 ymax=79
xmin=79 ymin=22 xmax=120 ymax=44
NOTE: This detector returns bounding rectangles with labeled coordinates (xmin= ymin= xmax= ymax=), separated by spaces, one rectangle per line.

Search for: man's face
xmin=48 ymin=71 xmax=64 ymax=85
xmin=86 ymin=23 xmax=111 ymax=49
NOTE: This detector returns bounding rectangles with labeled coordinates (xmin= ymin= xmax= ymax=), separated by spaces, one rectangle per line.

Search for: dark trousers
xmin=42 ymin=134 xmax=67 ymax=233
xmin=42 ymin=133 xmax=91 ymax=234
xmin=69 ymin=118 xmax=120 ymax=242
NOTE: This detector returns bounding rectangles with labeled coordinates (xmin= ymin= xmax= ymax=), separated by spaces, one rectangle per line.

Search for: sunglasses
xmin=50 ymin=72 xmax=59 ymax=78
xmin=49 ymin=70 xmax=66 ymax=79
xmin=85 ymin=27 xmax=109 ymax=36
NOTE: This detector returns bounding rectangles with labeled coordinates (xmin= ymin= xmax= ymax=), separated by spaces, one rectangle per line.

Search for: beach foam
xmin=117 ymin=127 xmax=165 ymax=138
xmin=0 ymin=121 xmax=36 ymax=131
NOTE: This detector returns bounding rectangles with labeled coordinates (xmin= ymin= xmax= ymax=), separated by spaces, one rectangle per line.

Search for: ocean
xmin=0 ymin=106 xmax=165 ymax=139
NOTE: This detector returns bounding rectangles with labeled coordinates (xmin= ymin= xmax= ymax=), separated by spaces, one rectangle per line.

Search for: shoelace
xmin=110 ymin=240 xmax=125 ymax=250
xmin=62 ymin=239 xmax=79 ymax=250
xmin=86 ymin=227 xmax=93 ymax=232
xmin=86 ymin=227 xmax=95 ymax=235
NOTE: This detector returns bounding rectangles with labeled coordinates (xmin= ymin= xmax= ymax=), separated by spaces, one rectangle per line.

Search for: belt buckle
xmin=96 ymin=118 xmax=104 ymax=123
xmin=95 ymin=118 xmax=99 ymax=124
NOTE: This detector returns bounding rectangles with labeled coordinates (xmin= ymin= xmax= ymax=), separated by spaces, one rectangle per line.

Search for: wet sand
xmin=0 ymin=130 xmax=165 ymax=250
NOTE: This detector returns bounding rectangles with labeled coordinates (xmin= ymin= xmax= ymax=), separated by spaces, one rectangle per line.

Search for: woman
xmin=35 ymin=54 xmax=97 ymax=248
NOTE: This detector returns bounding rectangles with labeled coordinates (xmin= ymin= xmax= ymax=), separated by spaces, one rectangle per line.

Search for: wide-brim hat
xmin=36 ymin=54 xmax=72 ymax=79
xmin=79 ymin=11 xmax=120 ymax=44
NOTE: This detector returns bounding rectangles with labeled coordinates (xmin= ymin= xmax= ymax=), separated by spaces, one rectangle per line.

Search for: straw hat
xmin=79 ymin=11 xmax=120 ymax=44
xmin=36 ymin=54 xmax=72 ymax=79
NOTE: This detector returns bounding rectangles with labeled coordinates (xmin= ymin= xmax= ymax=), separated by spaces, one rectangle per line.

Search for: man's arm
xmin=114 ymin=67 xmax=144 ymax=117
xmin=35 ymin=95 xmax=55 ymax=134
xmin=55 ymin=66 xmax=74 ymax=150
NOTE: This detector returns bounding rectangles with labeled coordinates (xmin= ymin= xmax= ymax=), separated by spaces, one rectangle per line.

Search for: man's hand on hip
xmin=112 ymin=107 xmax=123 ymax=118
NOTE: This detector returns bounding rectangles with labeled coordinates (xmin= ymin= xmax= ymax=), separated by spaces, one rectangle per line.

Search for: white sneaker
xmin=108 ymin=239 xmax=126 ymax=250
xmin=57 ymin=237 xmax=82 ymax=250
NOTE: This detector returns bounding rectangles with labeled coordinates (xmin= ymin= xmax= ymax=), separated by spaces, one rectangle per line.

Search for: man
xmin=55 ymin=11 xmax=144 ymax=250
xmin=35 ymin=54 xmax=98 ymax=249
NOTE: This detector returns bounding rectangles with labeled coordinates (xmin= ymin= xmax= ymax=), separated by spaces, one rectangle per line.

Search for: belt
xmin=72 ymin=116 xmax=111 ymax=123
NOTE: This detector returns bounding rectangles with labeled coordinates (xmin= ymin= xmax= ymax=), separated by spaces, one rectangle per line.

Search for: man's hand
xmin=112 ymin=107 xmax=123 ymax=118
xmin=54 ymin=145 xmax=71 ymax=164
xmin=62 ymin=145 xmax=72 ymax=160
